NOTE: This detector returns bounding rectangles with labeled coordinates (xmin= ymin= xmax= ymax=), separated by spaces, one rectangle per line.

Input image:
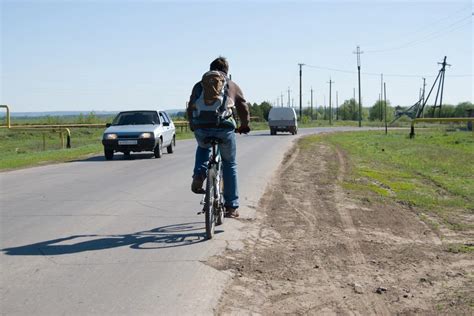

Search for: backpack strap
xmin=218 ymin=80 xmax=229 ymax=115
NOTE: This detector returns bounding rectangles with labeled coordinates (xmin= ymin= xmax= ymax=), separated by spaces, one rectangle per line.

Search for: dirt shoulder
xmin=208 ymin=137 xmax=473 ymax=315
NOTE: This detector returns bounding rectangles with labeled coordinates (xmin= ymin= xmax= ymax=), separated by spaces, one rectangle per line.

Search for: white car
xmin=102 ymin=110 xmax=176 ymax=160
xmin=268 ymin=107 xmax=298 ymax=135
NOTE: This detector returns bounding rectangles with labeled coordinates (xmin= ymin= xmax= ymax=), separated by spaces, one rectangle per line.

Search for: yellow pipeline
xmin=410 ymin=117 xmax=474 ymax=138
xmin=0 ymin=105 xmax=11 ymax=128
xmin=0 ymin=123 xmax=106 ymax=129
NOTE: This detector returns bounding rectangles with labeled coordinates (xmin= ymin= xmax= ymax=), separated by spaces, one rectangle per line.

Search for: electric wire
xmin=304 ymin=64 xmax=472 ymax=78
xmin=364 ymin=14 xmax=472 ymax=53
xmin=362 ymin=4 xmax=472 ymax=49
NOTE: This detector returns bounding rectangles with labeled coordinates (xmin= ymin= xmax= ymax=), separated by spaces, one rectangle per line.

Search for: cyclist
xmin=187 ymin=57 xmax=250 ymax=218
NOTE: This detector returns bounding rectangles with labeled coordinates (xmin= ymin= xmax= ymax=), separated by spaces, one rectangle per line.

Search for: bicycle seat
xmin=203 ymin=137 xmax=223 ymax=144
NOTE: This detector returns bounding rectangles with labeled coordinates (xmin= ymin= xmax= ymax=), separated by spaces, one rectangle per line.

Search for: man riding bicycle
xmin=187 ymin=57 xmax=250 ymax=218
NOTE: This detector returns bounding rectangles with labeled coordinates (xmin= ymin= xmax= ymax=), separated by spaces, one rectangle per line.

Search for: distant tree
xmin=249 ymin=103 xmax=263 ymax=120
xmin=438 ymin=104 xmax=456 ymax=117
xmin=338 ymin=99 xmax=358 ymax=120
xmin=259 ymin=101 xmax=272 ymax=121
xmin=453 ymin=101 xmax=473 ymax=117
xmin=369 ymin=100 xmax=394 ymax=121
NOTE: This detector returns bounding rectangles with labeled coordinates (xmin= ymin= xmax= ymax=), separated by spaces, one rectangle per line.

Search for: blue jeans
xmin=193 ymin=128 xmax=239 ymax=209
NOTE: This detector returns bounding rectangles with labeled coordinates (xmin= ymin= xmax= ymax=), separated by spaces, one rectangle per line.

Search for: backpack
xmin=192 ymin=71 xmax=235 ymax=127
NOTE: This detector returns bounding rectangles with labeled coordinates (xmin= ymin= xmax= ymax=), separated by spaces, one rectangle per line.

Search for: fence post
xmin=60 ymin=132 xmax=64 ymax=148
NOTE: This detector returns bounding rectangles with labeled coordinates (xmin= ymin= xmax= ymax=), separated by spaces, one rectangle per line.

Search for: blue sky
xmin=1 ymin=0 xmax=472 ymax=113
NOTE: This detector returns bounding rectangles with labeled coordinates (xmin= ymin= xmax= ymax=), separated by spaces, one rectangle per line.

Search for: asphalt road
xmin=1 ymin=127 xmax=367 ymax=315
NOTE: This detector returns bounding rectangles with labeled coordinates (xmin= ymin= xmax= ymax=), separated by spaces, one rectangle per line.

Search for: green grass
xmin=445 ymin=243 xmax=474 ymax=253
xmin=318 ymin=129 xmax=474 ymax=231
xmin=0 ymin=126 xmax=195 ymax=170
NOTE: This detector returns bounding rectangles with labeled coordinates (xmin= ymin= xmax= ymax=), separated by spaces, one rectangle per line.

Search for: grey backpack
xmin=192 ymin=71 xmax=235 ymax=126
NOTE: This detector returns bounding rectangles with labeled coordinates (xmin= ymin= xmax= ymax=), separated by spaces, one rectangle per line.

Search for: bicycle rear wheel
xmin=204 ymin=170 xmax=216 ymax=239
xmin=216 ymin=170 xmax=224 ymax=226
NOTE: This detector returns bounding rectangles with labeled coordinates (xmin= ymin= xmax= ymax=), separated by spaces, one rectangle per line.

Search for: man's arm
xmin=230 ymin=81 xmax=250 ymax=127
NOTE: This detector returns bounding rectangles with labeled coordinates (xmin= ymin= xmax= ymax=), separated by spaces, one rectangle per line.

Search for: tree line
xmin=249 ymin=100 xmax=473 ymax=122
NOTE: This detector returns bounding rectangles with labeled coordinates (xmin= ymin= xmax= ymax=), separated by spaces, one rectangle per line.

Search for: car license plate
xmin=118 ymin=140 xmax=137 ymax=145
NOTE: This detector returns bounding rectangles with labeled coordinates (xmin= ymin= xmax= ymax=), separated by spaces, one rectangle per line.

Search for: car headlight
xmin=139 ymin=132 xmax=153 ymax=139
xmin=104 ymin=133 xmax=117 ymax=140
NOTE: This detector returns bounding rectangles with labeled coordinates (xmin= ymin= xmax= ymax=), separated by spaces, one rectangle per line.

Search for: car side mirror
xmin=106 ymin=123 xmax=111 ymax=127
xmin=163 ymin=122 xmax=170 ymax=127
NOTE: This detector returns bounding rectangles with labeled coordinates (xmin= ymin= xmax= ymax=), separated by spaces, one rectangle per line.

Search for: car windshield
xmin=112 ymin=111 xmax=159 ymax=125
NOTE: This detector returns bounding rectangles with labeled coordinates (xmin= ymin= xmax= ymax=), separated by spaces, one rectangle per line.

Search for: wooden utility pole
xmin=310 ymin=87 xmax=314 ymax=120
xmin=328 ymin=78 xmax=334 ymax=125
xmin=336 ymin=91 xmax=339 ymax=120
xmin=298 ymin=63 xmax=305 ymax=120
xmin=353 ymin=46 xmax=363 ymax=127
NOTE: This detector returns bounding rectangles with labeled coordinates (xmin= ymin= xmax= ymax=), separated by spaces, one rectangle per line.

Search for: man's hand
xmin=236 ymin=125 xmax=250 ymax=134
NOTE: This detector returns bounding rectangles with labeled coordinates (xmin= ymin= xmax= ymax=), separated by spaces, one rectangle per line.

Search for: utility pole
xmin=336 ymin=91 xmax=339 ymax=121
xmin=298 ymin=63 xmax=305 ymax=120
xmin=310 ymin=87 xmax=314 ymax=120
xmin=431 ymin=56 xmax=450 ymax=117
xmin=327 ymin=78 xmax=334 ymax=125
xmin=281 ymin=92 xmax=284 ymax=108
xmin=353 ymin=46 xmax=363 ymax=127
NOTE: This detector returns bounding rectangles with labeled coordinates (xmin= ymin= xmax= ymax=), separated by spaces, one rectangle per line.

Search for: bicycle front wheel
xmin=204 ymin=171 xmax=216 ymax=239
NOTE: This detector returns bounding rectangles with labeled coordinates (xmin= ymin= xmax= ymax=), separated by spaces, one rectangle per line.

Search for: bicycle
xmin=198 ymin=136 xmax=225 ymax=239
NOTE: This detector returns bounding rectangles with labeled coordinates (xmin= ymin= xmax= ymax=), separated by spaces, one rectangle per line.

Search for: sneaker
xmin=191 ymin=176 xmax=205 ymax=194
xmin=225 ymin=207 xmax=239 ymax=218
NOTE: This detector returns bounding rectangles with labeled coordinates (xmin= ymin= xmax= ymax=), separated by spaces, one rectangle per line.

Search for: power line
xmin=363 ymin=4 xmax=472 ymax=49
xmin=364 ymin=14 xmax=472 ymax=53
xmin=304 ymin=63 xmax=472 ymax=78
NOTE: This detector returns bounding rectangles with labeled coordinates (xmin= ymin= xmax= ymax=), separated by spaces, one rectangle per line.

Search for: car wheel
xmin=104 ymin=148 xmax=114 ymax=160
xmin=154 ymin=138 xmax=163 ymax=158
xmin=167 ymin=135 xmax=175 ymax=154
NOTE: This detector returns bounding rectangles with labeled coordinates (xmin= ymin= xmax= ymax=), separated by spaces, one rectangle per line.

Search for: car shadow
xmin=247 ymin=132 xmax=295 ymax=137
xmin=1 ymin=222 xmax=222 ymax=256
xmin=72 ymin=153 xmax=157 ymax=162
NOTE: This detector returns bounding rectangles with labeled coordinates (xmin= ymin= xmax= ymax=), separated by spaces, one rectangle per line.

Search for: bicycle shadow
xmin=1 ymin=222 xmax=222 ymax=256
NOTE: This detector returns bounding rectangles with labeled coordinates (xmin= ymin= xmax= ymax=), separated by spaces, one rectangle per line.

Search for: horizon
xmin=1 ymin=0 xmax=472 ymax=113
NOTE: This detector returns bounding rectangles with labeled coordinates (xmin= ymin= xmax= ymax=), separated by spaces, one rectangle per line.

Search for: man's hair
xmin=210 ymin=57 xmax=229 ymax=75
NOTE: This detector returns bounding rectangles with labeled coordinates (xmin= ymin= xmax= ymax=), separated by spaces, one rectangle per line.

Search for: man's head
xmin=210 ymin=57 xmax=229 ymax=75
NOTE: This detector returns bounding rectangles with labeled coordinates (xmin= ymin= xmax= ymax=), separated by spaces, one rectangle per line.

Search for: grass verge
xmin=302 ymin=129 xmax=474 ymax=233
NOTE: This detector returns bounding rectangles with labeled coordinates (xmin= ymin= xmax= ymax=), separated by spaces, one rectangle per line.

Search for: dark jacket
xmin=187 ymin=78 xmax=250 ymax=130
